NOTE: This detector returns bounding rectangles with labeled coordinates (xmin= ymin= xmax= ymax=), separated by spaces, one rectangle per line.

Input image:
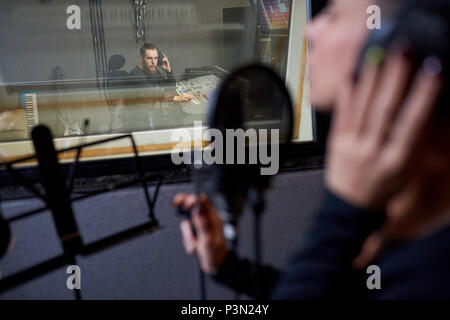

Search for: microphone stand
xmin=222 ymin=215 xmax=240 ymax=300
xmin=175 ymin=207 xmax=207 ymax=300
xmin=191 ymin=162 xmax=208 ymax=300
xmin=0 ymin=125 xmax=162 ymax=298
xmin=32 ymin=126 xmax=84 ymax=300
xmin=231 ymin=235 xmax=240 ymax=300
xmin=249 ymin=188 xmax=265 ymax=300
xmin=211 ymin=191 xmax=243 ymax=300
xmin=198 ymin=251 xmax=206 ymax=300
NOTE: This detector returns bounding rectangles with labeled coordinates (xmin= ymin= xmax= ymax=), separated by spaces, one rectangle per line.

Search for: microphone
xmin=204 ymin=64 xmax=294 ymax=300
xmin=204 ymin=64 xmax=293 ymax=240
xmin=174 ymin=64 xmax=293 ymax=300
xmin=32 ymin=125 xmax=83 ymax=254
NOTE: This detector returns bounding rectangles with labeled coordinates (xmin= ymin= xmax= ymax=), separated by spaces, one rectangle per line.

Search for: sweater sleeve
xmin=270 ymin=190 xmax=385 ymax=299
xmin=160 ymin=70 xmax=177 ymax=99
xmin=160 ymin=70 xmax=177 ymax=89
xmin=212 ymin=250 xmax=281 ymax=300
xmin=212 ymin=190 xmax=385 ymax=300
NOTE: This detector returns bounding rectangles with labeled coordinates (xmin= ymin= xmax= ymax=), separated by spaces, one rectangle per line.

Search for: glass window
xmin=0 ymin=0 xmax=312 ymax=165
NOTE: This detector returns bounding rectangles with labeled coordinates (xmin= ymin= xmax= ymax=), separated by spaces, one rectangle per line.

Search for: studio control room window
xmin=0 ymin=0 xmax=312 ymax=165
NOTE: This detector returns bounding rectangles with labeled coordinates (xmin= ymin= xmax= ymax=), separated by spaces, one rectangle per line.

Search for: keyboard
xmin=176 ymin=75 xmax=221 ymax=106
xmin=21 ymin=92 xmax=39 ymax=137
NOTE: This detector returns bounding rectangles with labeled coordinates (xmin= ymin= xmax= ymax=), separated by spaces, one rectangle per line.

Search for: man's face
xmin=306 ymin=0 xmax=371 ymax=112
xmin=141 ymin=49 xmax=158 ymax=74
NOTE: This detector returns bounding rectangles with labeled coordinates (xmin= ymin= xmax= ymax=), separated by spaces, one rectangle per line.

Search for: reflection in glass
xmin=0 ymin=0 xmax=310 ymax=163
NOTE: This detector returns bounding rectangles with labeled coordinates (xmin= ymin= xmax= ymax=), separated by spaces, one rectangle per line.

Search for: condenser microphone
xmin=205 ymin=64 xmax=293 ymax=234
xmin=178 ymin=63 xmax=293 ymax=241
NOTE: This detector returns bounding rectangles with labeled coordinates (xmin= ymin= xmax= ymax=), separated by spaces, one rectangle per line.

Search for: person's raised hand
xmin=326 ymin=49 xmax=443 ymax=210
xmin=161 ymin=53 xmax=171 ymax=73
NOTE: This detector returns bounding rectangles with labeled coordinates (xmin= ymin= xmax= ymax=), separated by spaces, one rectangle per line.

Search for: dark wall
xmin=0 ymin=169 xmax=324 ymax=299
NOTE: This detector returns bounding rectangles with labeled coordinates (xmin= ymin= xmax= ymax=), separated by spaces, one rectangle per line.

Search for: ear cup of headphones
xmin=158 ymin=50 xmax=163 ymax=66
xmin=0 ymin=211 xmax=11 ymax=258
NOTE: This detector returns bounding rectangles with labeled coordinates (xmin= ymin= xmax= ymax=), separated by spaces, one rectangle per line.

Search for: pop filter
xmin=206 ymin=64 xmax=294 ymax=299
xmin=206 ymin=64 xmax=293 ymax=221
xmin=176 ymin=64 xmax=294 ymax=300
xmin=209 ymin=64 xmax=293 ymax=140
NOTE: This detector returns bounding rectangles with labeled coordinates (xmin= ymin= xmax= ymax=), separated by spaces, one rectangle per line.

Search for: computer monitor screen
xmin=259 ymin=0 xmax=291 ymax=31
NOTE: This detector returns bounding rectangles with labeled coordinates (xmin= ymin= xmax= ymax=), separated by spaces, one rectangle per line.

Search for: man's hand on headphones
xmin=161 ymin=53 xmax=171 ymax=73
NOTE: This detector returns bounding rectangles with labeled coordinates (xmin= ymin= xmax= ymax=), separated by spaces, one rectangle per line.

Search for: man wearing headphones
xmin=129 ymin=42 xmax=193 ymax=103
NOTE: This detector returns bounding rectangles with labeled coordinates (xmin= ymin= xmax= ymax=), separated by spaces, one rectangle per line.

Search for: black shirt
xmin=128 ymin=66 xmax=176 ymax=90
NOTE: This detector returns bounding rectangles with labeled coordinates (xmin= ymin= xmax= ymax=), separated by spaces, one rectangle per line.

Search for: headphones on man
xmin=157 ymin=50 xmax=165 ymax=67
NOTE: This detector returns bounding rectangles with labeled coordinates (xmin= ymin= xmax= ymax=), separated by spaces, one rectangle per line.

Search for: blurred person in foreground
xmin=173 ymin=0 xmax=450 ymax=299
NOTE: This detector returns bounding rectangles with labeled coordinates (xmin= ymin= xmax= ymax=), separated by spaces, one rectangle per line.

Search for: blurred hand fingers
xmin=191 ymin=196 xmax=219 ymax=238
xmin=172 ymin=193 xmax=197 ymax=211
xmin=389 ymin=58 xmax=443 ymax=156
xmin=182 ymin=194 xmax=198 ymax=211
xmin=353 ymin=231 xmax=385 ymax=270
xmin=198 ymin=194 xmax=223 ymax=232
xmin=180 ymin=220 xmax=197 ymax=255
xmin=333 ymin=79 xmax=354 ymax=134
xmin=192 ymin=208 xmax=210 ymax=237
xmin=172 ymin=193 xmax=187 ymax=207
xmin=367 ymin=51 xmax=413 ymax=141
xmin=352 ymin=60 xmax=380 ymax=133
